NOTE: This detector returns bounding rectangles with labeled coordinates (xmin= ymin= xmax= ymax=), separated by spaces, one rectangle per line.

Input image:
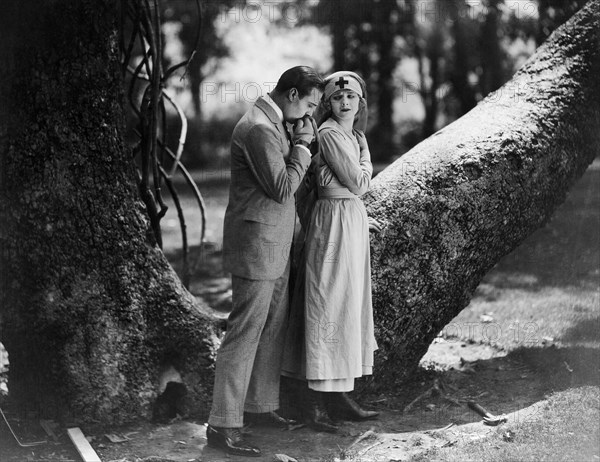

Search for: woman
xmin=282 ymin=71 xmax=380 ymax=431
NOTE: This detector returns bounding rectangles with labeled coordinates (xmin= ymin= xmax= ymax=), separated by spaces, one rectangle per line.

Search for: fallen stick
xmin=404 ymin=378 xmax=460 ymax=413
xmin=425 ymin=422 xmax=455 ymax=434
xmin=0 ymin=406 xmax=46 ymax=447
xmin=347 ymin=427 xmax=377 ymax=450
xmin=358 ymin=440 xmax=383 ymax=457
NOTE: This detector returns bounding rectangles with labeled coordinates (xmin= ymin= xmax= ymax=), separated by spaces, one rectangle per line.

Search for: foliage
xmin=537 ymin=0 xmax=590 ymax=43
xmin=296 ymin=0 xmax=588 ymax=160
xmin=161 ymin=0 xmax=243 ymax=116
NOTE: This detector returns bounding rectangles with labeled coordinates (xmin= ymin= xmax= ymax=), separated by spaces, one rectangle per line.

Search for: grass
xmin=412 ymin=386 xmax=600 ymax=462
xmin=411 ymin=160 xmax=600 ymax=461
xmin=160 ymin=171 xmax=231 ymax=254
xmin=443 ymin=160 xmax=599 ymax=353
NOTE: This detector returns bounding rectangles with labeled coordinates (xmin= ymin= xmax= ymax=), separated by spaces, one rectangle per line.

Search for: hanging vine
xmin=119 ymin=0 xmax=206 ymax=287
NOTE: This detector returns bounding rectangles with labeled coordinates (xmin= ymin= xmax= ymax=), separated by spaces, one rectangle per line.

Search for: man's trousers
xmin=208 ymin=262 xmax=290 ymax=428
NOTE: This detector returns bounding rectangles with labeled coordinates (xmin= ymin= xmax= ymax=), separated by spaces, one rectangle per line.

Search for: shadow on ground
xmin=2 ymin=339 xmax=596 ymax=462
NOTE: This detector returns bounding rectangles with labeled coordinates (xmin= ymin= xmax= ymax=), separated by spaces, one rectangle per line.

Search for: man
xmin=206 ymin=66 xmax=324 ymax=457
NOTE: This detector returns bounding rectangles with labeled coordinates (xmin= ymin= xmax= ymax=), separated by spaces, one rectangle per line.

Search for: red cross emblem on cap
xmin=335 ymin=76 xmax=349 ymax=89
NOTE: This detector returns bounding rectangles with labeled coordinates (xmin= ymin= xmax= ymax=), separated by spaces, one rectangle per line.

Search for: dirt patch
xmin=2 ymin=338 xmax=592 ymax=462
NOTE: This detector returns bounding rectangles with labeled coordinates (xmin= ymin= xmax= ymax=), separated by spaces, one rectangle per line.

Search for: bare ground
xmin=1 ymin=322 xmax=597 ymax=462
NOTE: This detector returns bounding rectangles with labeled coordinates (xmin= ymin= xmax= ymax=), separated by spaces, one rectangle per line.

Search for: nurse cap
xmin=323 ymin=72 xmax=364 ymax=101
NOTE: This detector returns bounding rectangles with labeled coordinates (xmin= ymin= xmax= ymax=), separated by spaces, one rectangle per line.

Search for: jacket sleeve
xmin=244 ymin=123 xmax=312 ymax=204
xmin=320 ymin=129 xmax=372 ymax=196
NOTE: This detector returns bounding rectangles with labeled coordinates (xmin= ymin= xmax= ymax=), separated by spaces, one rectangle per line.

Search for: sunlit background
xmin=148 ymin=0 xmax=584 ymax=169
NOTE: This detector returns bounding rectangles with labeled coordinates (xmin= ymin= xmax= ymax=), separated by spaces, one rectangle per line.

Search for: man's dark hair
xmin=274 ymin=66 xmax=325 ymax=97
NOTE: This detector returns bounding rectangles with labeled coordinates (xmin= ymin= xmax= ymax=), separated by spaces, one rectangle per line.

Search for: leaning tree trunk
xmin=365 ymin=0 xmax=600 ymax=384
xmin=0 ymin=1 xmax=216 ymax=425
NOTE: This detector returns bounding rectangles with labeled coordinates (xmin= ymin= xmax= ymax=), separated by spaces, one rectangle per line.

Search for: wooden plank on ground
xmin=67 ymin=427 xmax=101 ymax=462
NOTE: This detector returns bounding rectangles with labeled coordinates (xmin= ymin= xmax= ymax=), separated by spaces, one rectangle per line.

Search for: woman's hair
xmin=274 ymin=66 xmax=325 ymax=98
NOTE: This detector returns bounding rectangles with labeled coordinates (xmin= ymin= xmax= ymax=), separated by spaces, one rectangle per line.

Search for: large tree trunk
xmin=365 ymin=0 xmax=600 ymax=383
xmin=0 ymin=0 xmax=216 ymax=425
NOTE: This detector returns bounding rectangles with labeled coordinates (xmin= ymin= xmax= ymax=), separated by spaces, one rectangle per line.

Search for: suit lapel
xmin=255 ymin=97 xmax=290 ymax=150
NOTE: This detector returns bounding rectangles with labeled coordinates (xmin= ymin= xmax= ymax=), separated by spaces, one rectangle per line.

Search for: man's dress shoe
xmin=244 ymin=411 xmax=297 ymax=428
xmin=329 ymin=392 xmax=379 ymax=421
xmin=206 ymin=425 xmax=261 ymax=457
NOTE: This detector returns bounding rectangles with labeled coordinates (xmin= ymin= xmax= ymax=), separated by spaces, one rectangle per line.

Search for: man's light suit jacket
xmin=223 ymin=97 xmax=312 ymax=280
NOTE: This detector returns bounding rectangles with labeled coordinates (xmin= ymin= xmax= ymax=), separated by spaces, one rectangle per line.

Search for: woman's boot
xmin=328 ymin=392 xmax=379 ymax=421
xmin=304 ymin=389 xmax=339 ymax=433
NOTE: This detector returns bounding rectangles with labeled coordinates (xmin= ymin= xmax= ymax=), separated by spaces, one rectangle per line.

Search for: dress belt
xmin=317 ymin=187 xmax=356 ymax=199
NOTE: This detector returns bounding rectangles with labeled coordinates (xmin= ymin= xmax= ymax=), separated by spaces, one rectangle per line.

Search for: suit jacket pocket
xmin=243 ymin=206 xmax=281 ymax=226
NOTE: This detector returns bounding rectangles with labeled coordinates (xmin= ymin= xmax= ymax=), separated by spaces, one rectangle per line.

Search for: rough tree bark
xmin=0 ymin=1 xmax=217 ymax=425
xmin=365 ymin=0 xmax=600 ymax=384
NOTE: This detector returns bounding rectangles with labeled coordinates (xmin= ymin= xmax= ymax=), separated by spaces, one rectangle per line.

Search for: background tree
xmin=410 ymin=0 xmax=446 ymax=139
xmin=370 ymin=0 xmax=403 ymax=156
xmin=480 ymin=0 xmax=508 ymax=96
xmin=537 ymin=0 xmax=589 ymax=43
xmin=309 ymin=0 xmax=405 ymax=160
xmin=303 ymin=0 xmax=588 ymax=158
xmin=448 ymin=0 xmax=478 ymax=116
xmin=160 ymin=0 xmax=242 ymax=117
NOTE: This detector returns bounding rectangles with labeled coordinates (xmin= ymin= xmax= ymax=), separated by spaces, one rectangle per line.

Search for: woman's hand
xmin=355 ymin=130 xmax=369 ymax=152
xmin=368 ymin=217 xmax=382 ymax=233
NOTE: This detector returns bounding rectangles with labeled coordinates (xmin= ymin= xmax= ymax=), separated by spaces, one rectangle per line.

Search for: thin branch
xmin=134 ymin=128 xmax=207 ymax=247
xmin=155 ymin=98 xmax=168 ymax=221
xmin=162 ymin=142 xmax=207 ymax=247
xmin=164 ymin=54 xmax=194 ymax=81
xmin=122 ymin=0 xmax=206 ymax=259
xmin=159 ymin=166 xmax=190 ymax=289
xmin=121 ymin=3 xmax=141 ymax=76
xmin=162 ymin=90 xmax=188 ymax=178
xmin=164 ymin=0 xmax=202 ymax=82
xmin=132 ymin=3 xmax=154 ymax=83
xmin=127 ymin=52 xmax=149 ymax=118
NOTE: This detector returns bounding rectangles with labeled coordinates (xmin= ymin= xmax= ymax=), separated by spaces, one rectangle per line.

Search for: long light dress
xmin=283 ymin=117 xmax=377 ymax=392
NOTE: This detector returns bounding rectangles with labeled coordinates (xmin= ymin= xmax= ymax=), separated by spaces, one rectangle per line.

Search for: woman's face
xmin=329 ymin=90 xmax=361 ymax=122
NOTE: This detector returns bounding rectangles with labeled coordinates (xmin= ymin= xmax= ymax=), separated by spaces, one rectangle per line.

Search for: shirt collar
xmin=264 ymin=92 xmax=284 ymax=123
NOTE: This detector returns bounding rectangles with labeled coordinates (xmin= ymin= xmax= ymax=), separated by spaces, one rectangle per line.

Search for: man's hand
xmin=293 ymin=115 xmax=316 ymax=145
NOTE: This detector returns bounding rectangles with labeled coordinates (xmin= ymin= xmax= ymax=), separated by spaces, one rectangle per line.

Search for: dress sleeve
xmin=244 ymin=123 xmax=311 ymax=204
xmin=320 ymin=129 xmax=372 ymax=196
